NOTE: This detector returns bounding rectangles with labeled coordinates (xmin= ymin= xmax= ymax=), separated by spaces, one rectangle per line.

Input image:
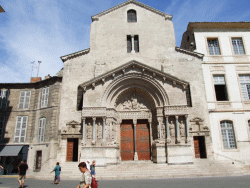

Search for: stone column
xmin=92 ymin=117 xmax=96 ymax=141
xmin=175 ymin=116 xmax=180 ymax=143
xmin=185 ymin=115 xmax=189 ymax=143
xmin=82 ymin=118 xmax=86 ymax=144
xmin=102 ymin=117 xmax=106 ymax=139
xmin=131 ymin=35 xmax=135 ymax=53
xmin=148 ymin=118 xmax=153 ymax=160
xmin=133 ymin=119 xmax=138 ymax=161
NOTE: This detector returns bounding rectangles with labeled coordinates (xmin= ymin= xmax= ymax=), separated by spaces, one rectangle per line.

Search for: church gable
xmin=91 ymin=0 xmax=172 ymax=21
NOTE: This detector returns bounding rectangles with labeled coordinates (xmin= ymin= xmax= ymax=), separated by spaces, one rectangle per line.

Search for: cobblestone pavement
xmin=0 ymin=175 xmax=250 ymax=188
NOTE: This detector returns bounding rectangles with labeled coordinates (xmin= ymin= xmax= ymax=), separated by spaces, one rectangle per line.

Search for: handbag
xmin=91 ymin=177 xmax=98 ymax=188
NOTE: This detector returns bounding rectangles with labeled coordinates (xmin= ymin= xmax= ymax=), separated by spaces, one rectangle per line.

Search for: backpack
xmin=91 ymin=177 xmax=98 ymax=188
xmin=59 ymin=167 xmax=61 ymax=171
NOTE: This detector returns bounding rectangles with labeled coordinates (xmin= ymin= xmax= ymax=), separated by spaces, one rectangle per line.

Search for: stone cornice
xmin=60 ymin=48 xmax=90 ymax=62
xmin=79 ymin=60 xmax=189 ymax=91
xmin=91 ymin=0 xmax=172 ymax=22
xmin=187 ymin=22 xmax=250 ymax=31
xmin=175 ymin=47 xmax=204 ymax=59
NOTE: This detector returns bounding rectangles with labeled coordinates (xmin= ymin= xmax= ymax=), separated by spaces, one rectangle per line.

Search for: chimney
xmin=44 ymin=74 xmax=51 ymax=80
xmin=30 ymin=77 xmax=42 ymax=83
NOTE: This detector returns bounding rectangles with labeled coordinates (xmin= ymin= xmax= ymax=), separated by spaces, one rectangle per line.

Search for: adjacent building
xmin=181 ymin=22 xmax=250 ymax=164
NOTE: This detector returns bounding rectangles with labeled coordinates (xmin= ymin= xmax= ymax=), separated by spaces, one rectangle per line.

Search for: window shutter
xmin=24 ymin=91 xmax=31 ymax=109
xmin=45 ymin=88 xmax=49 ymax=107
xmin=19 ymin=91 xmax=25 ymax=109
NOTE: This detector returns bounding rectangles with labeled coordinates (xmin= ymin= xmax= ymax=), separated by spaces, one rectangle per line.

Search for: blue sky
xmin=0 ymin=0 xmax=250 ymax=83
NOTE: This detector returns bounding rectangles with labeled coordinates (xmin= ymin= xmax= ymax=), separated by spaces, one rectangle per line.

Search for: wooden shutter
xmin=38 ymin=118 xmax=46 ymax=142
xmin=20 ymin=116 xmax=28 ymax=142
xmin=45 ymin=88 xmax=49 ymax=107
xmin=19 ymin=91 xmax=25 ymax=109
xmin=24 ymin=91 xmax=31 ymax=109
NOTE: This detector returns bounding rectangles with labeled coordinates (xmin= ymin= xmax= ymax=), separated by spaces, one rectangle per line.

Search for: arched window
xmin=127 ymin=9 xmax=137 ymax=22
xmin=220 ymin=120 xmax=236 ymax=149
xmin=38 ymin=118 xmax=46 ymax=142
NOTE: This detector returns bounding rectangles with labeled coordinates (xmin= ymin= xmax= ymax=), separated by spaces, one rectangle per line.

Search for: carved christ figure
xmin=86 ymin=122 xmax=92 ymax=139
xmin=169 ymin=120 xmax=175 ymax=138
xmin=179 ymin=120 xmax=185 ymax=137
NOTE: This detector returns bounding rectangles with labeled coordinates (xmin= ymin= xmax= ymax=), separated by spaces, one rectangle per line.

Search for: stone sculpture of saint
xmin=179 ymin=120 xmax=185 ymax=137
xmin=97 ymin=122 xmax=102 ymax=139
xmin=169 ymin=120 xmax=175 ymax=138
xmin=161 ymin=123 xmax=165 ymax=139
xmin=87 ymin=122 xmax=92 ymax=139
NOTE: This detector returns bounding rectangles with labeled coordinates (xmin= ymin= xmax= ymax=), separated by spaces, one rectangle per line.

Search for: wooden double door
xmin=120 ymin=120 xmax=151 ymax=161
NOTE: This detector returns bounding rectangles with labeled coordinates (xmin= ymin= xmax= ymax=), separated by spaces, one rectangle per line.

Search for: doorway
xmin=66 ymin=138 xmax=79 ymax=162
xmin=120 ymin=119 xmax=151 ymax=161
xmin=193 ymin=136 xmax=207 ymax=158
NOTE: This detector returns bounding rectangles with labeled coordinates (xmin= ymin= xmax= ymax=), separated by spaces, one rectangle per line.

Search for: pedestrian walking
xmin=90 ymin=160 xmax=96 ymax=178
xmin=50 ymin=162 xmax=61 ymax=185
xmin=76 ymin=162 xmax=92 ymax=188
xmin=86 ymin=160 xmax=90 ymax=170
xmin=17 ymin=161 xmax=28 ymax=188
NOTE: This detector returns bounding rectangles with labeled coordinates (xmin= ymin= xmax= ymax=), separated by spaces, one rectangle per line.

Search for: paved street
xmin=0 ymin=175 xmax=250 ymax=188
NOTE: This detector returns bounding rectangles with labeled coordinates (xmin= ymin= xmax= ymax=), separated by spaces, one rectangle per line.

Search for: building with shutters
xmin=0 ymin=76 xmax=62 ymax=174
xmin=181 ymin=22 xmax=250 ymax=164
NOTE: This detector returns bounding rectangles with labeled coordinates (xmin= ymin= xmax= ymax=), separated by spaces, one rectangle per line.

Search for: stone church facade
xmin=0 ymin=0 xmax=216 ymax=174
xmin=58 ymin=0 xmax=211 ymax=166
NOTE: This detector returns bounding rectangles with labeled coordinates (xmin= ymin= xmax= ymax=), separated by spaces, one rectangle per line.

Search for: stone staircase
xmin=33 ymin=159 xmax=250 ymax=180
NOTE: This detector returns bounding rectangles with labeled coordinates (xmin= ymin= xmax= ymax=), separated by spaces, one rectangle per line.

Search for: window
xmin=134 ymin=35 xmax=139 ymax=52
xmin=213 ymin=75 xmax=228 ymax=101
xmin=127 ymin=35 xmax=132 ymax=53
xmin=207 ymin=38 xmax=220 ymax=55
xmin=0 ymin=90 xmax=9 ymax=110
xmin=220 ymin=121 xmax=236 ymax=149
xmin=38 ymin=118 xmax=46 ymax=142
xmin=248 ymin=120 xmax=250 ymax=133
xmin=232 ymin=37 xmax=245 ymax=55
xmin=127 ymin=9 xmax=137 ymax=22
xmin=0 ymin=116 xmax=5 ymax=141
xmin=19 ymin=90 xmax=31 ymax=109
xmin=41 ymin=87 xmax=49 ymax=108
xmin=14 ymin=116 xmax=28 ymax=143
xmin=239 ymin=75 xmax=250 ymax=100
xmin=127 ymin=35 xmax=139 ymax=53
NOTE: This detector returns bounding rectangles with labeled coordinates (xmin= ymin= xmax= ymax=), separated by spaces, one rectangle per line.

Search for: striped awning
xmin=0 ymin=145 xmax=23 ymax=156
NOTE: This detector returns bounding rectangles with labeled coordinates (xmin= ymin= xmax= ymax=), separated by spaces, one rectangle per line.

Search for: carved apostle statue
xmin=179 ymin=120 xmax=185 ymax=137
xmin=97 ymin=122 xmax=102 ymax=139
xmin=86 ymin=122 xmax=92 ymax=139
xmin=169 ymin=120 xmax=175 ymax=138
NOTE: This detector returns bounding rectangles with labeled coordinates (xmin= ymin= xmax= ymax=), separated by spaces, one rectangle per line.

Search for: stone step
xmin=32 ymin=159 xmax=250 ymax=180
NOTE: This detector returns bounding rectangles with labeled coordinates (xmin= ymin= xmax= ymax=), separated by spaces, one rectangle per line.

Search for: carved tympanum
xmin=121 ymin=94 xmax=147 ymax=110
